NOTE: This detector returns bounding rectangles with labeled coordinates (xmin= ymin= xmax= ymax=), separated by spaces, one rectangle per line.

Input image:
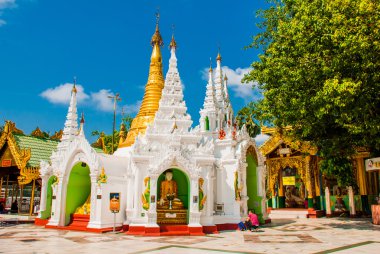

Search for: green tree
xmin=91 ymin=115 xmax=133 ymax=154
xmin=236 ymin=101 xmax=263 ymax=138
xmin=244 ymin=0 xmax=380 ymax=186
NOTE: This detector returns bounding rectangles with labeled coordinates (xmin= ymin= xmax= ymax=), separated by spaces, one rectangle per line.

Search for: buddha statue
xmin=158 ymin=170 xmax=184 ymax=209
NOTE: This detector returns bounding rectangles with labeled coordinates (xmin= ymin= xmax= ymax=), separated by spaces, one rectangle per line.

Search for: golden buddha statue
xmin=158 ymin=170 xmax=184 ymax=209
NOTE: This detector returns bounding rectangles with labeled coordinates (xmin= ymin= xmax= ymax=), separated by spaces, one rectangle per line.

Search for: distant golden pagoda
xmin=119 ymin=20 xmax=165 ymax=148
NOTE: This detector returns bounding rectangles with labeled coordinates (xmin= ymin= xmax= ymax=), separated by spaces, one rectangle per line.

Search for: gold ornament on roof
xmin=120 ymin=16 xmax=165 ymax=148
xmin=50 ymin=130 xmax=63 ymax=140
xmin=31 ymin=127 xmax=45 ymax=138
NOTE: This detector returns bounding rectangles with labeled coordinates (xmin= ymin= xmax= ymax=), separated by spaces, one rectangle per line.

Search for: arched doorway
xmin=40 ymin=176 xmax=56 ymax=219
xmin=156 ymin=168 xmax=189 ymax=224
xmin=246 ymin=147 xmax=261 ymax=221
xmin=64 ymin=162 xmax=91 ymax=225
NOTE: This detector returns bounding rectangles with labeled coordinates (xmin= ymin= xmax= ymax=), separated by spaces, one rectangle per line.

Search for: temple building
xmin=0 ymin=121 xmax=61 ymax=217
xmin=36 ymin=21 xmax=266 ymax=235
xmin=260 ymin=126 xmax=378 ymax=219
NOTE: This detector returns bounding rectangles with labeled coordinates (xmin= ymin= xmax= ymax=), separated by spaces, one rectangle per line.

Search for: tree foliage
xmin=91 ymin=115 xmax=133 ymax=154
xmin=244 ymin=0 xmax=380 ymax=186
xmin=236 ymin=101 xmax=263 ymax=138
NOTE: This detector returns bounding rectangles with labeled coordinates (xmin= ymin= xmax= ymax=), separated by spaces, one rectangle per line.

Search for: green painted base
xmin=361 ymin=195 xmax=370 ymax=214
xmin=267 ymin=198 xmax=272 ymax=208
xmin=272 ymin=197 xmax=277 ymax=209
xmin=279 ymin=196 xmax=285 ymax=208
xmin=308 ymin=198 xmax=314 ymax=209
xmin=315 ymin=196 xmax=321 ymax=210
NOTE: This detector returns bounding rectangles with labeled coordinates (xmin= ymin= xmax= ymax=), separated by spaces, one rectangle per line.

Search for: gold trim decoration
xmin=199 ymin=178 xmax=207 ymax=211
xmin=141 ymin=177 xmax=150 ymax=210
xmin=50 ymin=130 xmax=63 ymax=140
xmin=97 ymin=167 xmax=107 ymax=185
xmin=266 ymin=156 xmax=307 ymax=196
xmin=259 ymin=130 xmax=317 ymax=156
xmin=0 ymin=122 xmax=31 ymax=171
xmin=31 ymin=127 xmax=45 ymax=138
xmin=18 ymin=167 xmax=40 ymax=185
xmin=234 ymin=171 xmax=242 ymax=201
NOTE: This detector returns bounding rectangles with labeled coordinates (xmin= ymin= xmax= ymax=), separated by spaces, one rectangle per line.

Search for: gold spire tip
xmin=72 ymin=76 xmax=77 ymax=93
xmin=169 ymin=34 xmax=177 ymax=49
xmin=209 ymin=57 xmax=213 ymax=72
xmin=216 ymin=52 xmax=222 ymax=61
xmin=80 ymin=112 xmax=85 ymax=124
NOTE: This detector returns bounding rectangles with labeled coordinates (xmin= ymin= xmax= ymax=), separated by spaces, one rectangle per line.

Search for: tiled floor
xmin=0 ymin=218 xmax=379 ymax=253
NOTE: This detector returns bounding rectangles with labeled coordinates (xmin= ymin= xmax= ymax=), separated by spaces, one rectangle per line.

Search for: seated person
xmin=248 ymin=210 xmax=260 ymax=231
xmin=238 ymin=220 xmax=247 ymax=231
xmin=244 ymin=217 xmax=253 ymax=231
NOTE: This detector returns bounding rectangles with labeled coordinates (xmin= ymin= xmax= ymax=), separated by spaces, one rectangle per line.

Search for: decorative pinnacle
xmin=151 ymin=10 xmax=163 ymax=47
xmin=216 ymin=45 xmax=222 ymax=61
xmin=216 ymin=52 xmax=222 ymax=61
xmin=224 ymin=74 xmax=228 ymax=81
xmin=169 ymin=35 xmax=177 ymax=49
xmin=169 ymin=24 xmax=177 ymax=49
xmin=80 ymin=112 xmax=85 ymax=124
xmin=72 ymin=76 xmax=77 ymax=93
xmin=209 ymin=57 xmax=213 ymax=72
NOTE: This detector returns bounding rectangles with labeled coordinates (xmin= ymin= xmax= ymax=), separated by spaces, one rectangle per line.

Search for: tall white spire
xmin=61 ymin=78 xmax=79 ymax=142
xmin=214 ymin=51 xmax=225 ymax=107
xmin=149 ymin=35 xmax=193 ymax=134
xmin=202 ymin=62 xmax=218 ymax=112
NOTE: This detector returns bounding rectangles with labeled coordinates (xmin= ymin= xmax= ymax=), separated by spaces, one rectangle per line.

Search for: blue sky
xmin=0 ymin=0 xmax=269 ymax=143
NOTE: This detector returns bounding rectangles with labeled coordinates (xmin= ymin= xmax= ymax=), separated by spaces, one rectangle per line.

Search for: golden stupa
xmin=119 ymin=21 xmax=165 ymax=148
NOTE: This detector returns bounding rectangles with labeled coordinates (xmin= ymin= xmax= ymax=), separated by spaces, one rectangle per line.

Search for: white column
xmin=88 ymin=174 xmax=98 ymax=227
xmin=189 ymin=176 xmax=201 ymax=227
xmin=325 ymin=187 xmax=331 ymax=216
xmin=38 ymin=175 xmax=50 ymax=218
xmin=133 ymin=170 xmax=142 ymax=218
xmin=47 ymin=175 xmax=64 ymax=226
xmin=241 ymin=162 xmax=248 ymax=217
xmin=206 ymin=168 xmax=214 ymax=217
xmin=348 ymin=186 xmax=356 ymax=217
xmin=258 ymin=165 xmax=268 ymax=220
xmin=125 ymin=173 xmax=134 ymax=224
xmin=147 ymin=176 xmax=158 ymax=227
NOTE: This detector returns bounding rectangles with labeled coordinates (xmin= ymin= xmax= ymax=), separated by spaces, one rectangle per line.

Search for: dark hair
xmin=164 ymin=169 xmax=173 ymax=174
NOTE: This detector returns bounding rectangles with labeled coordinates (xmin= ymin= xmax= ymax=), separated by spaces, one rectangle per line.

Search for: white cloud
xmin=121 ymin=100 xmax=141 ymax=115
xmin=41 ymin=84 xmax=138 ymax=114
xmin=0 ymin=0 xmax=17 ymax=26
xmin=90 ymin=89 xmax=115 ymax=112
xmin=40 ymin=83 xmax=89 ymax=105
xmin=254 ymin=133 xmax=270 ymax=146
xmin=202 ymin=66 xmax=262 ymax=102
xmin=0 ymin=0 xmax=16 ymax=9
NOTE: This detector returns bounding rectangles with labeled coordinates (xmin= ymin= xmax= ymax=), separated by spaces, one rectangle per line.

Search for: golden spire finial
xmin=224 ymin=74 xmax=228 ymax=81
xmin=72 ymin=76 xmax=77 ymax=93
xmin=216 ymin=49 xmax=222 ymax=61
xmin=209 ymin=57 xmax=213 ymax=72
xmin=151 ymin=9 xmax=163 ymax=47
xmin=80 ymin=112 xmax=85 ymax=124
xmin=120 ymin=15 xmax=165 ymax=148
xmin=169 ymin=24 xmax=177 ymax=49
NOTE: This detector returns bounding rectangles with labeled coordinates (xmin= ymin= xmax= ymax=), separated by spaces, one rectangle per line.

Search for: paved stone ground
xmin=0 ymin=218 xmax=379 ymax=253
